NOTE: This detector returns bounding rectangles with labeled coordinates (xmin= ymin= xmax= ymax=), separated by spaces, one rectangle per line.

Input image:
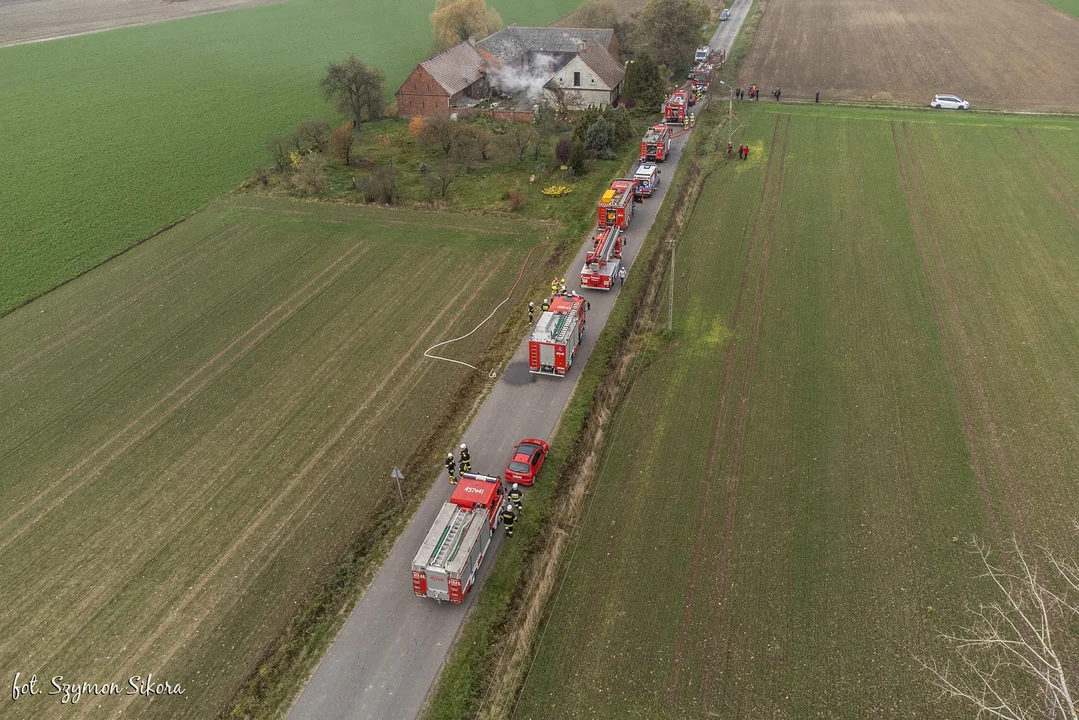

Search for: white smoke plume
xmin=487 ymin=52 xmax=560 ymax=100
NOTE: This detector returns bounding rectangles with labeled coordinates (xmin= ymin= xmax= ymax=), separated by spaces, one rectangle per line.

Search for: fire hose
xmin=424 ymin=241 xmax=552 ymax=374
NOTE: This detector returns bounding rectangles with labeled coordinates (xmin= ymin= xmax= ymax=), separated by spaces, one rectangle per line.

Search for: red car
xmin=504 ymin=438 xmax=549 ymax=486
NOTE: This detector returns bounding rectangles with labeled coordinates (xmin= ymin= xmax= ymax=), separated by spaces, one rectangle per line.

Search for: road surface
xmin=709 ymin=0 xmax=752 ymax=56
xmin=288 ymin=129 xmax=693 ymax=720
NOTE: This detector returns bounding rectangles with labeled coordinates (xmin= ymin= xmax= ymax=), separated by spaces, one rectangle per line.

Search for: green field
xmin=0 ymin=197 xmax=551 ymax=719
xmin=516 ymin=104 xmax=1079 ymax=718
xmin=0 ymin=0 xmax=580 ymax=315
xmin=1042 ymin=0 xmax=1079 ymax=17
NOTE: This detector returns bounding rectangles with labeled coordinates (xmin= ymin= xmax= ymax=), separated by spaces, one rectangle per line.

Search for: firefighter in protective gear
xmin=683 ymin=115 xmax=689 ymax=130
xmin=528 ymin=301 xmax=534 ymax=323
xmin=559 ymin=277 xmax=567 ymax=294
xmin=690 ymin=114 xmax=696 ymax=128
xmin=541 ymin=298 xmax=550 ymax=311
xmin=551 ymin=277 xmax=559 ymax=295
xmin=508 ymin=482 xmax=523 ymax=510
xmin=459 ymin=443 xmax=471 ymax=474
xmin=501 ymin=503 xmax=518 ymax=537
xmin=445 ymin=452 xmax=456 ymax=485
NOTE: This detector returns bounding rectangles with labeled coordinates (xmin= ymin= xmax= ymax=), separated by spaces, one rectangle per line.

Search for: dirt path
xmin=0 ymin=0 xmax=287 ymax=48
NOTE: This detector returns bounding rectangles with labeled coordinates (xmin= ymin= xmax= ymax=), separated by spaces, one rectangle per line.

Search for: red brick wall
xmin=395 ymin=65 xmax=450 ymax=118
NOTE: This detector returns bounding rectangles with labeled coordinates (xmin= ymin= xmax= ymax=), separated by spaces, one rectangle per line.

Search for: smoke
xmin=487 ymin=52 xmax=560 ymax=100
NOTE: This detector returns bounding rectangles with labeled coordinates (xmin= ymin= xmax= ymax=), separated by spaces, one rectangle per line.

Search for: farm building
xmin=544 ymin=42 xmax=626 ymax=109
xmin=475 ymin=25 xmax=619 ymax=71
xmin=395 ymin=42 xmax=488 ymax=118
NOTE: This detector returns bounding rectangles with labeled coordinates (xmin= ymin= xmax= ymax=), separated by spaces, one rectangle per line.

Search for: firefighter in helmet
xmin=559 ymin=277 xmax=567 ymax=294
xmin=690 ymin=113 xmax=696 ymax=128
xmin=509 ymin=482 xmax=523 ymax=510
xmin=683 ymin=115 xmax=690 ymax=130
xmin=541 ymin=297 xmax=550 ymax=311
xmin=459 ymin=443 xmax=471 ymax=474
xmin=528 ymin=301 xmax=535 ymax=323
xmin=551 ymin=277 xmax=559 ymax=295
xmin=501 ymin=503 xmax=518 ymax=537
xmin=445 ymin=452 xmax=456 ymax=485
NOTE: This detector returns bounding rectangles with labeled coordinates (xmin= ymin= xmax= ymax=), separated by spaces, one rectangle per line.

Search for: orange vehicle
xmin=597 ymin=179 xmax=636 ymax=229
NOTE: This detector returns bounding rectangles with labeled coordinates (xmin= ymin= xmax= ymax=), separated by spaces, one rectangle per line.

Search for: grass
xmin=0 ymin=196 xmax=555 ymax=719
xmin=514 ymin=103 xmax=1079 ymax=718
xmin=0 ymin=0 xmax=581 ymax=315
xmin=1040 ymin=0 xmax=1079 ymax=17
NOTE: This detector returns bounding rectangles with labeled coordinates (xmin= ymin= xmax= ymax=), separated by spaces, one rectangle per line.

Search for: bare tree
xmin=288 ymin=153 xmax=328 ymax=197
xmin=329 ymin=122 xmax=355 ymax=166
xmin=500 ymin=123 xmax=540 ymax=161
xmin=320 ymin=56 xmax=385 ymax=128
xmin=421 ymin=115 xmax=458 ymax=157
xmin=294 ymin=120 xmax=330 ymax=153
xmin=434 ymin=160 xmax=458 ymax=198
xmin=920 ymin=529 xmax=1079 ymax=720
xmin=266 ymin=136 xmax=291 ymax=172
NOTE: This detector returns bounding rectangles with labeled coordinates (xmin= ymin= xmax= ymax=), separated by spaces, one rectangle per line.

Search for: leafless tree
xmin=500 ymin=123 xmax=540 ymax=161
xmin=295 ymin=120 xmax=330 ymax=153
xmin=920 ymin=528 xmax=1079 ymax=720
xmin=421 ymin=115 xmax=458 ymax=157
xmin=329 ymin=122 xmax=355 ymax=166
xmin=266 ymin=136 xmax=291 ymax=172
xmin=434 ymin=160 xmax=458 ymax=198
xmin=320 ymin=56 xmax=385 ymax=128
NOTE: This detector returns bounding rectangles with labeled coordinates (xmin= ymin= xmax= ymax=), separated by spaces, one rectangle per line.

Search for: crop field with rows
xmin=516 ymin=104 xmax=1079 ymax=718
xmin=0 ymin=197 xmax=551 ymax=719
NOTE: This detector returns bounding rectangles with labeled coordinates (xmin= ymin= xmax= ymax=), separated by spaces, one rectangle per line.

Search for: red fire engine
xmin=580 ymin=225 xmax=623 ymax=290
xmin=663 ymin=89 xmax=689 ymax=124
xmin=640 ymin=123 xmax=672 ymax=162
xmin=598 ymin=179 xmax=636 ymax=229
xmin=528 ymin=294 xmax=586 ymax=376
xmin=412 ymin=471 xmax=506 ymax=603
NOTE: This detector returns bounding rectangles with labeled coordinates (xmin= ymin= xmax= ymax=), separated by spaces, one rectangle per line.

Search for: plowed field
xmin=739 ymin=0 xmax=1079 ymax=111
xmin=516 ymin=104 xmax=1079 ymax=718
xmin=0 ymin=198 xmax=549 ymax=719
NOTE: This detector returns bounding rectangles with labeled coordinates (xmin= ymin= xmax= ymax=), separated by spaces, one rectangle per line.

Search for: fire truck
xmin=664 ymin=89 xmax=689 ymax=124
xmin=580 ymin=225 xmax=623 ymax=290
xmin=528 ymin=294 xmax=586 ymax=376
xmin=412 ymin=471 xmax=506 ymax=603
xmin=640 ymin=123 xmax=672 ymax=162
xmin=598 ymin=179 xmax=636 ymax=229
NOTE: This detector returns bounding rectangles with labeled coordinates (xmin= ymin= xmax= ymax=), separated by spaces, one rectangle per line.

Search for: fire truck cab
xmin=640 ymin=123 xmax=672 ymax=162
xmin=633 ymin=163 xmax=660 ymax=199
xmin=528 ymin=294 xmax=586 ymax=376
xmin=412 ymin=471 xmax=505 ymax=604
xmin=598 ymin=179 xmax=636 ymax=229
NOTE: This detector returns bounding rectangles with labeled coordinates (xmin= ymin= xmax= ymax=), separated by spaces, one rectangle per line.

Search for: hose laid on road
xmin=424 ymin=241 xmax=552 ymax=373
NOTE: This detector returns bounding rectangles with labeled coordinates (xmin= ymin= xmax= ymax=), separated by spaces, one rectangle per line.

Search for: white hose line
xmin=423 ymin=296 xmax=511 ymax=373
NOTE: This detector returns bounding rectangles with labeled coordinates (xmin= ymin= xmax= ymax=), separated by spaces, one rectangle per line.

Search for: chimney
xmin=578 ymin=41 xmax=586 ymax=52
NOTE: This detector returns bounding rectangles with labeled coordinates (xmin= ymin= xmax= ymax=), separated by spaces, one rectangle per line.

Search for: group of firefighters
xmin=444 ymin=444 xmax=525 ymax=537
xmin=528 ymin=277 xmax=594 ymax=323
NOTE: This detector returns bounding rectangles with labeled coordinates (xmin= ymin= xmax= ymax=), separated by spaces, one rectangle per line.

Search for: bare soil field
xmin=0 ymin=0 xmax=286 ymax=47
xmin=738 ymin=0 xmax=1079 ymax=111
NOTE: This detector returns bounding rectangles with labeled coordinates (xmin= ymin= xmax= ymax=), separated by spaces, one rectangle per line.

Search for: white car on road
xmin=931 ymin=94 xmax=969 ymax=110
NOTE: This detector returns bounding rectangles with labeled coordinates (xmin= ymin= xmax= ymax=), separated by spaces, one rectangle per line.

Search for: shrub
xmin=507 ymin=189 xmax=526 ymax=211
xmin=584 ymin=117 xmax=616 ymax=154
xmin=569 ymin=140 xmax=587 ymax=175
xmin=288 ymin=153 xmax=328 ymax=197
xmin=408 ymin=116 xmax=425 ymax=139
xmin=355 ymin=165 xmax=399 ymax=204
xmin=555 ymin=137 xmax=573 ymax=165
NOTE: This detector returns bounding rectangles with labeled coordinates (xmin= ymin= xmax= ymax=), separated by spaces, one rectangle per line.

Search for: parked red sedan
xmin=504 ymin=438 xmax=549 ymax=486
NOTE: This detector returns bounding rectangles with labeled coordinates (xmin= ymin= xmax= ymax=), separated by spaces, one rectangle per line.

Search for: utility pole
xmin=668 ymin=239 xmax=675 ymax=332
xmin=390 ymin=466 xmax=404 ymax=503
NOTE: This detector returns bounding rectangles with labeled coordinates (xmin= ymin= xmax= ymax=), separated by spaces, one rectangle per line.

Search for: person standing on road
xmin=459 ymin=443 xmax=471 ymax=474
xmin=508 ymin=483 xmax=523 ymax=510
xmin=815 ymin=90 xmax=820 ymax=103
xmin=446 ymin=453 xmax=456 ymax=485
xmin=501 ymin=503 xmax=518 ymax=537
xmin=528 ymin=301 xmax=534 ymax=323
xmin=560 ymin=277 xmax=567 ymax=294
xmin=618 ymin=265 xmax=627 ymax=286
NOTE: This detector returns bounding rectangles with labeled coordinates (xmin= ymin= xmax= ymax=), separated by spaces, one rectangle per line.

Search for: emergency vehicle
xmin=412 ymin=471 xmax=505 ymax=603
xmin=580 ymin=225 xmax=623 ymax=290
xmin=598 ymin=179 xmax=636 ymax=229
xmin=633 ymin=163 xmax=660 ymax=199
xmin=640 ymin=123 xmax=672 ymax=162
xmin=664 ymin=90 xmax=689 ymax=124
xmin=528 ymin=294 xmax=586 ymax=376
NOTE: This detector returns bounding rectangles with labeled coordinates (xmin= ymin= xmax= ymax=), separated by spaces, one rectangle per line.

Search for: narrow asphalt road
xmin=287 ymin=128 xmax=693 ymax=720
xmin=709 ymin=0 xmax=752 ymax=56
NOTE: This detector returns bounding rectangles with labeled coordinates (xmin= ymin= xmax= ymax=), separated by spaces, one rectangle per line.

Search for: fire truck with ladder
xmin=412 ymin=471 xmax=506 ymax=603
xmin=580 ymin=225 xmax=623 ymax=290
xmin=640 ymin=123 xmax=672 ymax=162
xmin=663 ymin=89 xmax=689 ymax=124
xmin=528 ymin=294 xmax=586 ymax=376
xmin=598 ymin=179 xmax=636 ymax=229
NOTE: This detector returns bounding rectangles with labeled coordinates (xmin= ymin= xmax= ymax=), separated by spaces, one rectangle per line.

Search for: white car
xmin=695 ymin=46 xmax=710 ymax=63
xmin=931 ymin=94 xmax=969 ymax=110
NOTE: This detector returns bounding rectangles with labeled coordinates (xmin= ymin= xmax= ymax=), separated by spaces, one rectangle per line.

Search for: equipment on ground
xmin=633 ymin=163 xmax=660 ymax=199
xmin=581 ymin=225 xmax=623 ymax=290
xmin=664 ymin=90 xmax=689 ymax=124
xmin=640 ymin=123 xmax=673 ymax=162
xmin=598 ymin=179 xmax=637 ymax=229
xmin=528 ymin=294 xmax=586 ymax=377
xmin=412 ymin=471 xmax=505 ymax=603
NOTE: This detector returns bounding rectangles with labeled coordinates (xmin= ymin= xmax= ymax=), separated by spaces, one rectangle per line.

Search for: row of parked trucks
xmin=415 ymin=92 xmax=691 ymax=605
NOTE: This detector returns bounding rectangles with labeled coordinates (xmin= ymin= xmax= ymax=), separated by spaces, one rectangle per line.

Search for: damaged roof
xmin=477 ymin=25 xmax=615 ymax=64
xmin=420 ymin=42 xmax=487 ymax=95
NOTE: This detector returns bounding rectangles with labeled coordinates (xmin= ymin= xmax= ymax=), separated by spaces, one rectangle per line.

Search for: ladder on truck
xmin=429 ymin=506 xmax=471 ymax=568
xmin=553 ymin=302 xmax=580 ymax=343
xmin=592 ymin=227 xmax=620 ymax=265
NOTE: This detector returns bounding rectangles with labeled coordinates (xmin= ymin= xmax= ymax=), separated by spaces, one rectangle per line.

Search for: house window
xmin=573 ymin=71 xmax=581 ymax=87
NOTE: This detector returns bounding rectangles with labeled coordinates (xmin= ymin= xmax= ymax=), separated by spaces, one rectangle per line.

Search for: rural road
xmin=288 ymin=129 xmax=693 ymax=720
xmin=709 ymin=0 xmax=752 ymax=56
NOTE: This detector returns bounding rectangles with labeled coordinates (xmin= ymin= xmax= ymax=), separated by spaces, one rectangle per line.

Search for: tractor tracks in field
xmin=1014 ymin=129 xmax=1079 ymax=225
xmin=667 ymin=114 xmax=791 ymax=708
xmin=889 ymin=121 xmax=1012 ymax=555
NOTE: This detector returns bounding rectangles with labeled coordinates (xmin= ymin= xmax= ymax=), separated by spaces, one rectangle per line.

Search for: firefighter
xmin=690 ymin=113 xmax=696 ymax=128
xmin=551 ymin=277 xmax=559 ymax=295
xmin=541 ymin=297 xmax=550 ymax=311
xmin=528 ymin=301 xmax=534 ymax=323
xmin=508 ymin=483 xmax=523 ymax=510
xmin=445 ymin=452 xmax=456 ymax=485
xmin=728 ymin=140 xmax=733 ymax=158
xmin=501 ymin=503 xmax=518 ymax=537
xmin=682 ymin=115 xmax=689 ymax=130
xmin=560 ymin=277 xmax=567 ymax=294
xmin=459 ymin=443 xmax=471 ymax=474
